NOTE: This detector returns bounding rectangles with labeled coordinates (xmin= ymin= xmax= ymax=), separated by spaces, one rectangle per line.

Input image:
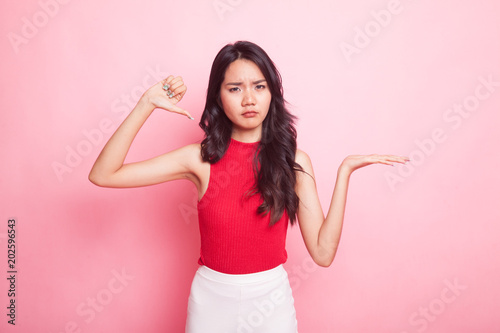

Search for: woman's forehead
xmin=223 ymin=59 xmax=265 ymax=82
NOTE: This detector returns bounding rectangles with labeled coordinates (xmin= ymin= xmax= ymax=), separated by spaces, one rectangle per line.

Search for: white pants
xmin=185 ymin=265 xmax=298 ymax=333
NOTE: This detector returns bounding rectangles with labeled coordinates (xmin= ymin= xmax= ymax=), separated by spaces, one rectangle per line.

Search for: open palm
xmin=341 ymin=154 xmax=409 ymax=174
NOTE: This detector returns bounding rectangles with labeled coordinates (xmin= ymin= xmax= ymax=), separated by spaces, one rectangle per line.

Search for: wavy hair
xmin=199 ymin=41 xmax=303 ymax=226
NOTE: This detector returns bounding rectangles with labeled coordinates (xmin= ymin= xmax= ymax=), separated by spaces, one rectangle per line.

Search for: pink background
xmin=1 ymin=0 xmax=499 ymax=332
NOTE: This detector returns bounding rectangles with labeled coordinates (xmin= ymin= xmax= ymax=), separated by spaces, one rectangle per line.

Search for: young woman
xmin=89 ymin=41 xmax=408 ymax=332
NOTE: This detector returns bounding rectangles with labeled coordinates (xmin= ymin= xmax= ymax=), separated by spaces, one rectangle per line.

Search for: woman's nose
xmin=242 ymin=89 xmax=256 ymax=105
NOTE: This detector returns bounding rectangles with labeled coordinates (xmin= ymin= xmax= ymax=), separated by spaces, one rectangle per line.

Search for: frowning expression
xmin=220 ymin=59 xmax=272 ymax=140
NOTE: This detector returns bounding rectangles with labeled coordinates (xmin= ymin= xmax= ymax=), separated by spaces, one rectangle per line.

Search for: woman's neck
xmin=231 ymin=128 xmax=262 ymax=143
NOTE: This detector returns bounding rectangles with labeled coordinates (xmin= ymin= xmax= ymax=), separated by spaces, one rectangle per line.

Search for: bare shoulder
xmin=181 ymin=143 xmax=210 ymax=188
xmin=178 ymin=143 xmax=208 ymax=168
xmin=182 ymin=143 xmax=203 ymax=159
xmin=295 ymin=149 xmax=313 ymax=172
xmin=295 ymin=149 xmax=316 ymax=184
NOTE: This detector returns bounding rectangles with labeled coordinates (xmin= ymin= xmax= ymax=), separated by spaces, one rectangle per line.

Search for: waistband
xmin=197 ymin=264 xmax=286 ymax=285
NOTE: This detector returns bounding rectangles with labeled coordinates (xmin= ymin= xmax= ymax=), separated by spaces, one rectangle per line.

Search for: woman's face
xmin=220 ymin=59 xmax=271 ymax=140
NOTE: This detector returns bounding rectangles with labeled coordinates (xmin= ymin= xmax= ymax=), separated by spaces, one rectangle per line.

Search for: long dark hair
xmin=199 ymin=41 xmax=303 ymax=226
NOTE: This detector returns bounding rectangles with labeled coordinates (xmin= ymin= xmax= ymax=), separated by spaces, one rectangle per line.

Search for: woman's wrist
xmin=337 ymin=161 xmax=353 ymax=178
xmin=135 ymin=94 xmax=156 ymax=116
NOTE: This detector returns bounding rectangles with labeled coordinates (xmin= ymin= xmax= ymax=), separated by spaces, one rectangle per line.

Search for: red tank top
xmin=197 ymin=138 xmax=288 ymax=274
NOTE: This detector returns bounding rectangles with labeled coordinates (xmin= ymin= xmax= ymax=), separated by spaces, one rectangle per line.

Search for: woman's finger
xmin=161 ymin=76 xmax=186 ymax=100
xmin=172 ymin=85 xmax=187 ymax=101
xmin=162 ymin=75 xmax=175 ymax=87
xmin=376 ymin=155 xmax=409 ymax=166
xmin=160 ymin=76 xmax=177 ymax=97
xmin=167 ymin=103 xmax=194 ymax=120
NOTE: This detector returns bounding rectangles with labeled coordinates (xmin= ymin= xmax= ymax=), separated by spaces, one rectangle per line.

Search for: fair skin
xmin=89 ymin=59 xmax=409 ymax=267
xmin=220 ymin=59 xmax=271 ymax=143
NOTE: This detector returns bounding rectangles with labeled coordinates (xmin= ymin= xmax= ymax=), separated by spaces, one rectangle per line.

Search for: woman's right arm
xmin=88 ymin=75 xmax=200 ymax=188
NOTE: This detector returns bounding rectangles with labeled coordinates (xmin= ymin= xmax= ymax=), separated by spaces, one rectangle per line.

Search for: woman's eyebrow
xmin=225 ymin=79 xmax=267 ymax=86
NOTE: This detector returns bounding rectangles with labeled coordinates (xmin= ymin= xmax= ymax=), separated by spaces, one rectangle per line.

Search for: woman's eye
xmin=229 ymin=87 xmax=240 ymax=92
xmin=256 ymin=84 xmax=266 ymax=90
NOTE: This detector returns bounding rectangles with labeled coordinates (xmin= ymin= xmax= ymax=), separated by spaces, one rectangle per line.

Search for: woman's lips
xmin=242 ymin=111 xmax=258 ymax=118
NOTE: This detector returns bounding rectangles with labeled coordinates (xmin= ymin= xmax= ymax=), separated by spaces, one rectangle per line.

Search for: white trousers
xmin=185 ymin=265 xmax=298 ymax=333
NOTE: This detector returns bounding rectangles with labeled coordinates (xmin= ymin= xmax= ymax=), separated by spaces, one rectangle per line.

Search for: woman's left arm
xmin=295 ymin=151 xmax=408 ymax=267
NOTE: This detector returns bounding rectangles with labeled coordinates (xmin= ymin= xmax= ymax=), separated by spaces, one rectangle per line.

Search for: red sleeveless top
xmin=197 ymin=138 xmax=288 ymax=274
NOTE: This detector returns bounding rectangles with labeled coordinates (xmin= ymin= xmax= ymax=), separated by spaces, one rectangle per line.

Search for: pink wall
xmin=1 ymin=0 xmax=499 ymax=332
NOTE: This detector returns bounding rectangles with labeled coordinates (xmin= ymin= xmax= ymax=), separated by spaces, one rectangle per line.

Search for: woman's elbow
xmin=88 ymin=172 xmax=100 ymax=186
xmin=88 ymin=170 xmax=108 ymax=187
xmin=314 ymin=256 xmax=334 ymax=268
xmin=312 ymin=247 xmax=338 ymax=267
